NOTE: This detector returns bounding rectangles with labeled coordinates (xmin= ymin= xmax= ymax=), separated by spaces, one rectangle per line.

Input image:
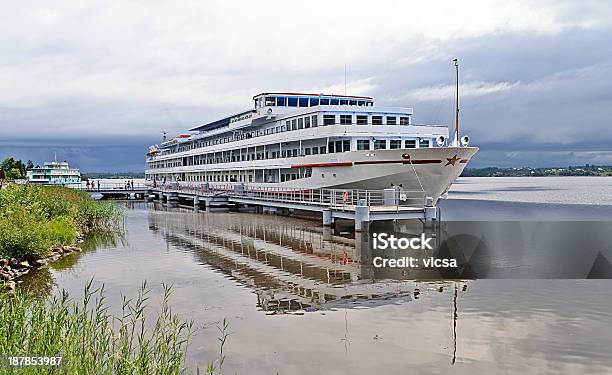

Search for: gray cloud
xmin=1 ymin=0 xmax=611 ymax=170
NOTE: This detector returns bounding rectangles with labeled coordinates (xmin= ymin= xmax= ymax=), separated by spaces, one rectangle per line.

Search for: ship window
xmin=339 ymin=99 xmax=348 ymax=105
xmin=288 ymin=97 xmax=298 ymax=106
xmin=405 ymin=140 xmax=416 ymax=148
xmin=305 ymin=148 xmax=311 ymax=155
xmin=320 ymin=146 xmax=326 ymax=154
xmin=372 ymin=116 xmax=383 ymax=125
xmin=357 ymin=140 xmax=370 ymax=150
xmin=400 ymin=116 xmax=410 ymax=125
xmin=330 ymin=98 xmax=339 ymax=105
xmin=312 ymin=147 xmax=319 ymax=155
xmin=340 ymin=115 xmax=352 ymax=124
xmin=387 ymin=116 xmax=397 ymax=125
xmin=277 ymin=97 xmax=287 ymax=106
xmin=374 ymin=140 xmax=386 ymax=149
xmin=291 ymin=119 xmax=297 ymax=130
xmin=419 ymin=139 xmax=430 ymax=148
xmin=310 ymin=98 xmax=319 ymax=106
xmin=323 ymin=115 xmax=335 ymax=125
xmin=349 ymin=100 xmax=357 ymax=105
xmin=357 ymin=101 xmax=364 ymax=106
xmin=292 ymin=149 xmax=298 ymax=157
xmin=320 ymin=98 xmax=330 ymax=105
xmin=311 ymin=115 xmax=318 ymax=127
xmin=298 ymin=118 xmax=304 ymax=129
xmin=305 ymin=116 xmax=311 ymax=128
xmin=299 ymin=97 xmax=309 ymax=107
xmin=328 ymin=141 xmax=335 ymax=153
xmin=356 ymin=115 xmax=367 ymax=125
xmin=265 ymin=97 xmax=276 ymax=106
xmin=335 ymin=140 xmax=342 ymax=152
xmin=343 ymin=140 xmax=351 ymax=152
xmin=390 ymin=140 xmax=401 ymax=149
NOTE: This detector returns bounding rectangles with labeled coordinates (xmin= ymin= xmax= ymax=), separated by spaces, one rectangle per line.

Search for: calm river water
xmin=20 ymin=177 xmax=612 ymax=374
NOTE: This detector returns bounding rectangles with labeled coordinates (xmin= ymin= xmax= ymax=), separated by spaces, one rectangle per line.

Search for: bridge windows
xmin=390 ymin=140 xmax=401 ymax=149
xmin=299 ymin=97 xmax=309 ymax=107
xmin=372 ymin=116 xmax=383 ymax=125
xmin=419 ymin=139 xmax=430 ymax=148
xmin=288 ymin=97 xmax=298 ymax=106
xmin=265 ymin=97 xmax=276 ymax=106
xmin=386 ymin=116 xmax=396 ymax=125
xmin=340 ymin=115 xmax=352 ymax=124
xmin=356 ymin=115 xmax=368 ymax=125
xmin=405 ymin=140 xmax=416 ymax=148
xmin=400 ymin=116 xmax=410 ymax=125
xmin=323 ymin=115 xmax=336 ymax=125
xmin=276 ymin=97 xmax=287 ymax=106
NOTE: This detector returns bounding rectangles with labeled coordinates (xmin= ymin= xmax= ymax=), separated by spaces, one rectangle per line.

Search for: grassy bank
xmin=0 ymin=281 xmax=196 ymax=374
xmin=0 ymin=185 xmax=122 ymax=260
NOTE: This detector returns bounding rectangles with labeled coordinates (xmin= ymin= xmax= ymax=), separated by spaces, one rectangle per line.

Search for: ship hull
xmin=172 ymin=147 xmax=478 ymax=205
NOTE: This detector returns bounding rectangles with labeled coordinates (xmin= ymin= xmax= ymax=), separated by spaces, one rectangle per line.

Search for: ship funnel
xmin=460 ymin=135 xmax=470 ymax=147
xmin=436 ymin=135 xmax=446 ymax=146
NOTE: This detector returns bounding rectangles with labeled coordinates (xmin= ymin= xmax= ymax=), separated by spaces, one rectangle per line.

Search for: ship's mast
xmin=453 ymin=58 xmax=460 ymax=147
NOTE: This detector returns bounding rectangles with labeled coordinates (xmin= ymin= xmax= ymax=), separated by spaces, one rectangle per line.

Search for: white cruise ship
xmin=146 ymin=91 xmax=478 ymax=204
xmin=27 ymin=161 xmax=81 ymax=185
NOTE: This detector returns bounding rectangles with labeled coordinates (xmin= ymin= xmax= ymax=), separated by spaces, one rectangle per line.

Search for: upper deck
xmin=187 ymin=92 xmax=409 ymax=134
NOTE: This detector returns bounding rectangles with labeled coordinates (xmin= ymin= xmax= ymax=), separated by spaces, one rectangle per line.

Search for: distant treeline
xmin=81 ymin=172 xmax=145 ymax=180
xmin=462 ymin=165 xmax=612 ymax=177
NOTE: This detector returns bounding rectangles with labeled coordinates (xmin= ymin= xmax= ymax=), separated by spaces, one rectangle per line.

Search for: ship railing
xmin=74 ymin=183 xmax=148 ymax=191
xmin=152 ymin=182 xmax=426 ymax=210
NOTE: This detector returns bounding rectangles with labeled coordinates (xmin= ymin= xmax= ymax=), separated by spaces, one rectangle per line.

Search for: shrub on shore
xmin=0 ymin=280 xmax=195 ymax=374
xmin=0 ymin=185 xmax=122 ymax=260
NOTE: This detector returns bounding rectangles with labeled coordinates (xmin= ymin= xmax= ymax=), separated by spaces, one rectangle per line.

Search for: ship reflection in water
xmin=18 ymin=201 xmax=612 ymax=374
xmin=147 ymin=203 xmax=470 ymax=315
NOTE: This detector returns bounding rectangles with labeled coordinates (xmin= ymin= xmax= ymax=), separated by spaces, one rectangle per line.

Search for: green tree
xmin=1 ymin=157 xmax=26 ymax=177
xmin=6 ymin=168 xmax=22 ymax=179
xmin=26 ymin=159 xmax=34 ymax=170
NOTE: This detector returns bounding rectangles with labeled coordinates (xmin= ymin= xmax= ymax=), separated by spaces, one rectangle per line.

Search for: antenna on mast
xmin=344 ymin=64 xmax=347 ymax=96
xmin=162 ymin=131 xmax=167 ymax=142
xmin=452 ymin=58 xmax=460 ymax=147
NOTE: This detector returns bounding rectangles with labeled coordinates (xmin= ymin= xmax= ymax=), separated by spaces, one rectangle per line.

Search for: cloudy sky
xmin=1 ymin=0 xmax=611 ymax=171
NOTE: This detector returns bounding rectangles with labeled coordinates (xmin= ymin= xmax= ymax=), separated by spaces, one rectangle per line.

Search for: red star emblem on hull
xmin=446 ymin=154 xmax=460 ymax=166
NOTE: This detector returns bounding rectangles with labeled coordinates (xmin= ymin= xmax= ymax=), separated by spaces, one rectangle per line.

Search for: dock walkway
xmin=147 ymin=183 xmax=439 ymax=229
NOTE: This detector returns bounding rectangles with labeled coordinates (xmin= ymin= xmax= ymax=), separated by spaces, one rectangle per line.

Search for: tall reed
xmin=0 ymin=280 xmax=197 ymax=374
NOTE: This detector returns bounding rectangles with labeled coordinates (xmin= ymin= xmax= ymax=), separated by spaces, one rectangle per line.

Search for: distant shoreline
xmin=461 ymin=165 xmax=612 ymax=177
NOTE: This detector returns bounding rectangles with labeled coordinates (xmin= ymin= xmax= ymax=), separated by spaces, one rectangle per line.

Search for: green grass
xmin=0 ymin=185 xmax=123 ymax=260
xmin=0 ymin=280 xmax=197 ymax=374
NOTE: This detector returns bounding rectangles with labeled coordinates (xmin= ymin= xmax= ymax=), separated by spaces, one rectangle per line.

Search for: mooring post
xmin=322 ymin=209 xmax=333 ymax=226
xmin=355 ymin=199 xmax=370 ymax=232
xmin=424 ymin=196 xmax=437 ymax=227
xmin=193 ymin=195 xmax=199 ymax=210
